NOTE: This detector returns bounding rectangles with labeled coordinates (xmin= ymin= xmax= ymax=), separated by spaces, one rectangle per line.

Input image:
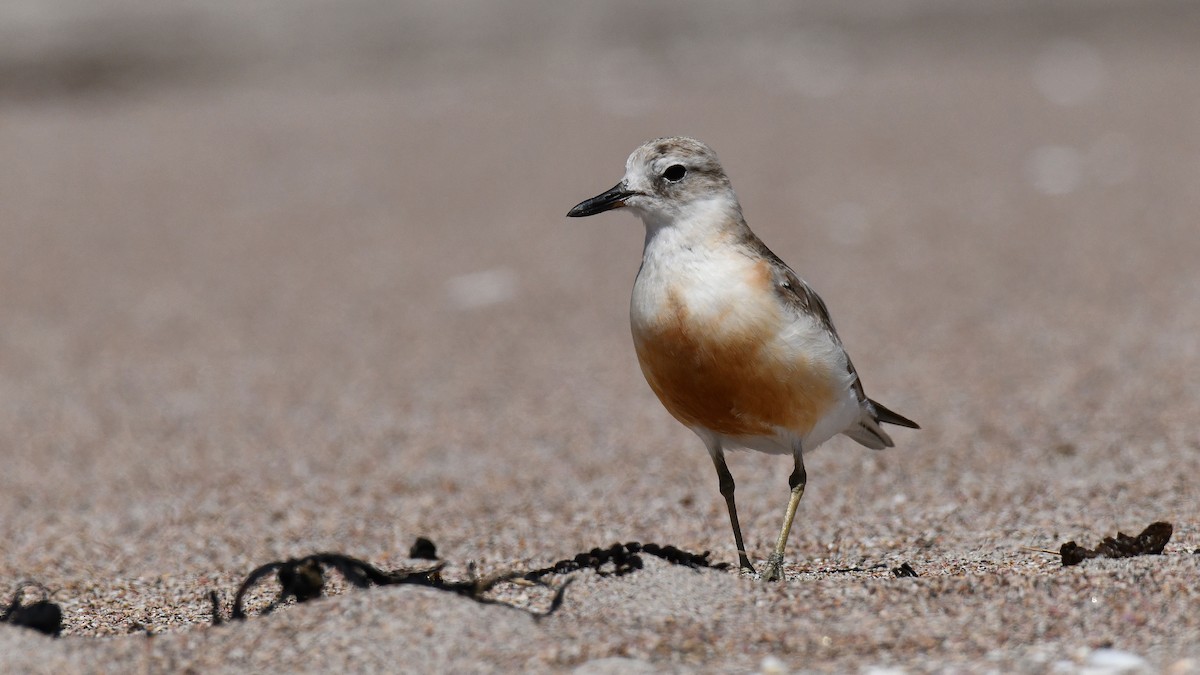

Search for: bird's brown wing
xmin=737 ymin=233 xmax=919 ymax=438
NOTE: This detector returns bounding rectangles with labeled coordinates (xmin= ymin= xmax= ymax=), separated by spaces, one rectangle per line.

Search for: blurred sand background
xmin=1 ymin=1 xmax=1199 ymax=672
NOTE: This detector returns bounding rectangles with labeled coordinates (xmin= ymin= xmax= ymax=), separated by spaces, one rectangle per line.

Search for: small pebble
xmin=759 ymin=654 xmax=788 ymax=674
xmin=1083 ymin=648 xmax=1150 ymax=674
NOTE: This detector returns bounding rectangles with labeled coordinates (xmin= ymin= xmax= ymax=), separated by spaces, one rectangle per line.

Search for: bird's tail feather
xmin=870 ymin=399 xmax=920 ymax=429
xmin=844 ymin=399 xmax=919 ymax=450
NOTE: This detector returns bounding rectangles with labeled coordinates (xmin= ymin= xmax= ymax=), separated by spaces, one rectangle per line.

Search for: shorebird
xmin=567 ymin=137 xmax=918 ymax=581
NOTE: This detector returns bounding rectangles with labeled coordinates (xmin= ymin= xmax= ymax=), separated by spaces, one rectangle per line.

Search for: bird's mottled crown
xmin=624 ymin=136 xmax=732 ymax=195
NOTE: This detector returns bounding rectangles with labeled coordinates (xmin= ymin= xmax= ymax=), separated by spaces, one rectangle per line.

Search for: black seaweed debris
xmin=819 ymin=562 xmax=889 ymax=574
xmin=409 ymin=537 xmax=439 ymax=561
xmin=1 ymin=582 xmax=63 ymax=637
xmin=208 ymin=590 xmax=224 ymax=627
xmin=523 ymin=541 xmax=732 ymax=581
xmin=211 ymin=540 xmax=729 ymax=625
xmin=1059 ymin=521 xmax=1173 ymax=567
xmin=214 ymin=550 xmax=569 ymax=624
xmin=891 ymin=562 xmax=919 ymax=578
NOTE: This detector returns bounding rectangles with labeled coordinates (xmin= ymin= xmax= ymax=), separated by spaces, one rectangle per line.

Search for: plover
xmin=567 ymin=137 xmax=918 ymax=581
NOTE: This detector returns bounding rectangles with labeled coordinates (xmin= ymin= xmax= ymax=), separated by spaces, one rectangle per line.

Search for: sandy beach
xmin=1 ymin=2 xmax=1199 ymax=671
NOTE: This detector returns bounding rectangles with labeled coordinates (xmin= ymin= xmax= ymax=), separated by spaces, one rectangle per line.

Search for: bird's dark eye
xmin=662 ymin=164 xmax=687 ymax=182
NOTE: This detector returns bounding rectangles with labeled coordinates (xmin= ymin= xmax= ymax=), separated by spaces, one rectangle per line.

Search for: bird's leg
xmin=762 ymin=448 xmax=807 ymax=582
xmin=710 ymin=451 xmax=754 ymax=573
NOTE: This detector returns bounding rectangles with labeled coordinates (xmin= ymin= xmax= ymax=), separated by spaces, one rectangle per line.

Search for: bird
xmin=566 ymin=137 xmax=918 ymax=581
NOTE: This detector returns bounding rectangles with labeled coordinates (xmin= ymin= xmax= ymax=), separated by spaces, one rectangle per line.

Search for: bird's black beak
xmin=567 ymin=183 xmax=636 ymax=218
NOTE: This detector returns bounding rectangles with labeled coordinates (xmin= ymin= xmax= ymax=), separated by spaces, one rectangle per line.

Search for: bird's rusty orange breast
xmin=632 ymin=263 xmax=840 ymax=438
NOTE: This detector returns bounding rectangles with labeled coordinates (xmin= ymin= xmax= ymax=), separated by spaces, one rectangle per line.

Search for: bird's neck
xmin=640 ymin=196 xmax=748 ymax=253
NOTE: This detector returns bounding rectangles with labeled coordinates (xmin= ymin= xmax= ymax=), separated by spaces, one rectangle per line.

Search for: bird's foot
xmin=761 ymin=553 xmax=786 ymax=582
